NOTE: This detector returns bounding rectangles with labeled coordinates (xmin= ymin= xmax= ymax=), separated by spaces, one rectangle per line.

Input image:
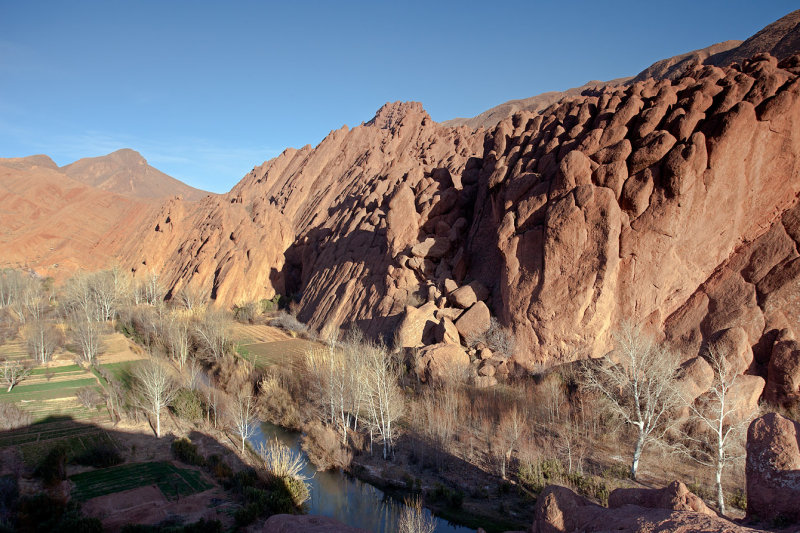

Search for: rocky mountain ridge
xmin=120 ymin=49 xmax=800 ymax=414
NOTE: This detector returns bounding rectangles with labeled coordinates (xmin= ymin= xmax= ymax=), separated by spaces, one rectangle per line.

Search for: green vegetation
xmin=70 ymin=461 xmax=213 ymax=501
xmin=171 ymin=438 xmax=206 ymax=466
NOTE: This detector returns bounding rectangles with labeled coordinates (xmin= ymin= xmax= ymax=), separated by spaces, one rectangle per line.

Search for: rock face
xmin=529 ymin=484 xmax=754 ymax=533
xmin=746 ymin=412 xmax=800 ymax=525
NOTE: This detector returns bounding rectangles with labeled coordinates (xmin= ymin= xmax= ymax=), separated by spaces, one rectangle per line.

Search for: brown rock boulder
xmin=529 ymin=484 xmax=754 ymax=533
xmin=386 ymin=183 xmax=419 ymax=257
xmin=415 ymin=343 xmax=470 ymax=383
xmin=434 ymin=317 xmax=460 ymax=345
xmin=395 ymin=302 xmax=438 ymax=349
xmin=746 ymin=413 xmax=800 ymax=525
xmin=447 ymin=281 xmax=490 ymax=309
xmin=411 ymin=236 xmax=450 ymax=259
xmin=262 ymin=514 xmax=370 ymax=532
xmin=765 ymin=339 xmax=800 ymax=406
xmin=608 ymin=481 xmax=714 ymax=516
xmin=454 ymin=301 xmax=491 ymax=342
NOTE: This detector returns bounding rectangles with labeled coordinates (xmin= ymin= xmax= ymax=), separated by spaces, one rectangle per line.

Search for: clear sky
xmin=1 ymin=1 xmax=797 ymax=193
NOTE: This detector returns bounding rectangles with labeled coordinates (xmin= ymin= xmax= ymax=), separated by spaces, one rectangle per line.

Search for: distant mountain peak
xmin=61 ymin=150 xmax=208 ymax=201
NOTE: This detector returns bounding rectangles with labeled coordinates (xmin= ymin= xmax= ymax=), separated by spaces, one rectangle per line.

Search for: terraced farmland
xmin=239 ymin=339 xmax=317 ymax=370
xmin=0 ymin=359 xmax=107 ymax=422
xmin=70 ymin=461 xmax=213 ymax=501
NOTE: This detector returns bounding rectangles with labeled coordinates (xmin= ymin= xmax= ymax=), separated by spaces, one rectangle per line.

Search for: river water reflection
xmin=250 ymin=422 xmax=475 ymax=533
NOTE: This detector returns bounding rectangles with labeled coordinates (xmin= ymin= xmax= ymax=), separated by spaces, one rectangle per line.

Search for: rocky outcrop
xmin=529 ymin=484 xmax=754 ymax=533
xmin=607 ymin=481 xmax=714 ymax=516
xmin=746 ymin=412 xmax=800 ymax=525
xmin=119 ymin=52 xmax=800 ymax=399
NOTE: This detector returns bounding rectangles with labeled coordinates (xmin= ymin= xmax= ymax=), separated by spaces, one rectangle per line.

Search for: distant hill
xmin=0 ymin=159 xmax=153 ymax=276
xmin=61 ymin=148 xmax=208 ymax=201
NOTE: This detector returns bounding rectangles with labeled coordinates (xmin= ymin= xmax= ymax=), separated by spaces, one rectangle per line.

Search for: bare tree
xmin=24 ymin=319 xmax=62 ymax=364
xmin=0 ymin=269 xmax=24 ymax=308
xmin=139 ymin=271 xmax=165 ymax=306
xmin=194 ymin=309 xmax=233 ymax=360
xmin=496 ymin=404 xmax=526 ymax=479
xmin=164 ymin=314 xmax=192 ymax=369
xmin=176 ymin=285 xmax=207 ymax=311
xmin=228 ymin=389 xmax=257 ymax=452
xmin=364 ymin=342 xmax=404 ymax=460
xmin=0 ymin=357 xmax=32 ymax=392
xmin=69 ymin=311 xmax=106 ymax=364
xmin=132 ymin=358 xmax=177 ymax=438
xmin=12 ymin=275 xmax=50 ymax=324
xmin=676 ymin=347 xmax=757 ymax=515
xmin=582 ymin=322 xmax=685 ymax=479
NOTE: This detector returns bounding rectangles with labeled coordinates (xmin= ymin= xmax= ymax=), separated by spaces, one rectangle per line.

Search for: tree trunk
xmin=156 ymin=409 xmax=161 ymax=438
xmin=6 ymin=383 xmax=12 ymax=393
xmin=631 ymin=433 xmax=645 ymax=480
xmin=716 ymin=461 xmax=725 ymax=516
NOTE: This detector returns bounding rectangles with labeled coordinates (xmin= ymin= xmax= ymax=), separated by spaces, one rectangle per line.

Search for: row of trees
xmin=581 ymin=322 xmax=756 ymax=515
xmin=304 ymin=328 xmax=404 ymax=460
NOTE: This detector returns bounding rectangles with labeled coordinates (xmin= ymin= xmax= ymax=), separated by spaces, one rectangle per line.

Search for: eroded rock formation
xmin=121 ymin=54 xmax=800 ymax=406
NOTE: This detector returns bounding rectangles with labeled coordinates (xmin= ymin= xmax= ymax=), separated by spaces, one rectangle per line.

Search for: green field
xmin=240 ymin=339 xmax=315 ymax=369
xmin=70 ymin=461 xmax=213 ymax=501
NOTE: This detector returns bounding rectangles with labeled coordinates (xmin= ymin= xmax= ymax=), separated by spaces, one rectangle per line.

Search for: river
xmin=250 ymin=422 xmax=475 ymax=533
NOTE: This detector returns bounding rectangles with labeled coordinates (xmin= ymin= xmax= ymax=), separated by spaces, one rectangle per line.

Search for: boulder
xmin=385 ymin=184 xmax=419 ymax=257
xmin=434 ymin=317 xmax=460 ymax=345
xmin=746 ymin=413 xmax=800 ymax=525
xmin=395 ymin=302 xmax=438 ymax=349
xmin=448 ymin=281 xmax=490 ymax=309
xmin=765 ymin=339 xmax=800 ymax=407
xmin=415 ymin=343 xmax=470 ymax=383
xmin=530 ymin=485 xmax=756 ymax=533
xmin=454 ymin=301 xmax=491 ymax=342
xmin=411 ymin=236 xmax=450 ymax=259
xmin=608 ymin=481 xmax=714 ymax=516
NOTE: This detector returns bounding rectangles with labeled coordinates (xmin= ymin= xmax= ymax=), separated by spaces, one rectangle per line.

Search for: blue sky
xmin=1 ymin=1 xmax=797 ymax=193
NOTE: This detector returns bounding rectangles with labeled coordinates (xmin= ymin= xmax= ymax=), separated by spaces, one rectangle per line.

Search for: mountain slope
xmin=0 ymin=160 xmax=151 ymax=275
xmin=62 ymin=148 xmax=209 ymax=201
xmin=120 ymin=53 xmax=800 ymax=377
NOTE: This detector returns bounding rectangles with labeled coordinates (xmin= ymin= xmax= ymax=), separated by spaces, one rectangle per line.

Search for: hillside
xmin=120 ymin=52 xmax=800 ymax=380
xmin=0 ymin=158 xmax=152 ymax=276
xmin=62 ymin=148 xmax=208 ymax=201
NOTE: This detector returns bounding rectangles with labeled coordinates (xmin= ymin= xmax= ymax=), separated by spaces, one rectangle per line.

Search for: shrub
xmin=428 ymin=483 xmax=464 ymax=509
xmin=35 ymin=444 xmax=68 ymax=486
xmin=75 ymin=387 xmax=103 ymax=409
xmin=519 ymin=457 xmax=565 ymax=493
xmin=259 ymin=295 xmax=284 ymax=314
xmin=567 ymin=472 xmax=609 ymax=506
xmin=73 ymin=444 xmax=123 ymax=468
xmin=171 ymin=438 xmax=206 ymax=467
xmin=233 ymin=302 xmax=257 ymax=324
xmin=466 ymin=317 xmax=515 ymax=357
xmin=269 ymin=312 xmax=308 ymax=335
xmin=171 ymin=388 xmax=204 ymax=423
xmin=0 ymin=403 xmax=31 ymax=430
xmin=16 ymin=493 xmax=102 ymax=533
xmin=206 ymin=455 xmax=233 ymax=482
xmin=728 ymin=488 xmax=746 ymax=511
xmin=258 ymin=438 xmax=310 ymax=506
